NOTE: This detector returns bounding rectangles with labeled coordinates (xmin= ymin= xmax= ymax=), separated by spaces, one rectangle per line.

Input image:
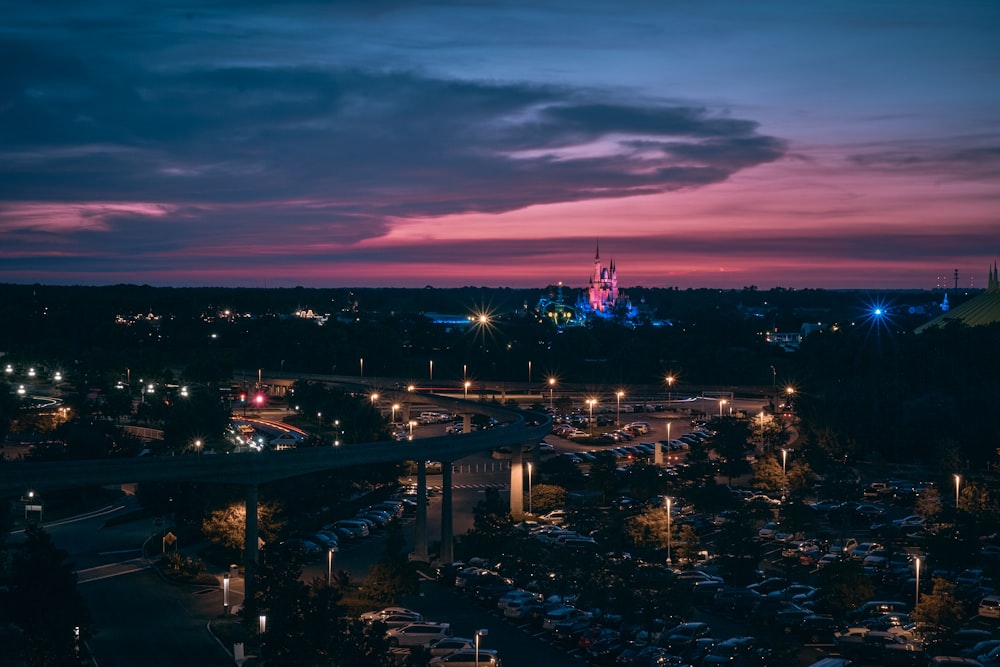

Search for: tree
xmin=814 ymin=557 xmax=874 ymax=619
xmin=202 ymin=500 xmax=284 ymax=553
xmin=674 ymin=524 xmax=702 ymax=565
xmin=711 ymin=417 xmax=752 ymax=483
xmin=528 ymin=483 xmax=567 ymax=514
xmin=628 ymin=506 xmax=675 ymax=552
xmin=586 ymin=451 xmax=620 ymax=504
xmin=5 ymin=525 xmax=91 ymax=666
xmin=912 ymin=577 xmax=964 ymax=631
xmin=363 ymin=524 xmax=420 ymax=604
xmin=915 ymin=487 xmax=942 ymax=524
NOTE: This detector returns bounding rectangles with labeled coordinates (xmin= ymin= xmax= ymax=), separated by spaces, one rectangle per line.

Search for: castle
xmin=576 ymin=243 xmax=636 ymax=321
xmin=536 ymin=244 xmax=636 ymax=325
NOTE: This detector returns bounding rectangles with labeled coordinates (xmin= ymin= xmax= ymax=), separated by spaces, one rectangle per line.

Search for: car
xmin=542 ymin=606 xmax=591 ymax=631
xmin=702 ymin=636 xmax=767 ymax=666
xmin=386 ymin=622 xmax=452 ymax=647
xmin=428 ymin=648 xmax=501 ymax=666
xmin=426 ymin=636 xmax=476 ymax=657
xmin=978 ymin=595 xmax=1000 ymax=619
xmin=358 ymin=605 xmax=422 ymax=622
xmin=758 ymin=522 xmax=780 ymax=539
xmin=893 ymin=515 xmax=926 ymax=528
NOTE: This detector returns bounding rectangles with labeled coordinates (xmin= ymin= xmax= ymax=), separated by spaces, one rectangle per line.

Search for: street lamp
xmin=719 ymin=399 xmax=727 ymax=417
xmin=464 ymin=381 xmax=471 ymax=400
xmin=475 ymin=628 xmax=488 ymax=667
xmin=781 ymin=448 xmax=789 ymax=501
xmin=527 ymin=462 xmax=533 ymax=514
xmin=194 ymin=439 xmax=202 ymax=456
xmin=548 ymin=377 xmax=556 ymax=409
xmin=370 ymin=392 xmax=379 ymax=406
xmin=666 ymin=497 xmax=672 ymax=565
xmin=587 ymin=398 xmax=597 ymax=434
xmin=954 ymin=474 xmax=961 ymax=510
xmin=223 ymin=573 xmax=230 ymax=615
xmin=327 ymin=548 xmax=335 ymax=586
xmin=914 ymin=556 xmax=922 ymax=606
xmin=391 ymin=403 xmax=400 ymax=424
xmin=616 ymin=390 xmax=624 ymax=426
xmin=665 ymin=375 xmax=675 ymax=404
xmin=259 ymin=614 xmax=267 ymax=634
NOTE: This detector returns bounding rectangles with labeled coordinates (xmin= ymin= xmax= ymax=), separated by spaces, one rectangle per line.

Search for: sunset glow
xmin=1 ymin=2 xmax=997 ymax=289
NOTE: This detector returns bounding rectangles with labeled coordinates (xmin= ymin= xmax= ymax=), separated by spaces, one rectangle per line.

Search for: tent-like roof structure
xmin=915 ymin=262 xmax=1000 ymax=333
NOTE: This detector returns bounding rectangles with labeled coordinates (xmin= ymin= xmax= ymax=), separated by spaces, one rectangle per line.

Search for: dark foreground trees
xmin=3 ymin=525 xmax=91 ymax=666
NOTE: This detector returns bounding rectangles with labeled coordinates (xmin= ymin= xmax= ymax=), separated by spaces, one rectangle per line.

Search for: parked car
xmin=428 ymin=648 xmax=501 ymax=666
xmin=386 ymin=622 xmax=452 ymax=648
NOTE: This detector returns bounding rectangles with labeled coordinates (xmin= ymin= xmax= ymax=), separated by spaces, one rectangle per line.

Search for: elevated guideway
xmin=2 ymin=382 xmax=550 ymax=595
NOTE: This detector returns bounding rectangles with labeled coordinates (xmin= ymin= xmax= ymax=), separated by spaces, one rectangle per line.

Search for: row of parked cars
xmin=359 ymin=606 xmax=501 ymax=666
xmin=441 ymin=559 xmax=778 ymax=665
xmin=276 ymin=498 xmax=412 ymax=560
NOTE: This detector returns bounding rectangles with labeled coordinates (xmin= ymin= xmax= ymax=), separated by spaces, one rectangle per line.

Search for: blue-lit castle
xmin=537 ymin=244 xmax=637 ymax=326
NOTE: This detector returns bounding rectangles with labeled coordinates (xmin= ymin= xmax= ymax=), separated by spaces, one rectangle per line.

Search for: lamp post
xmin=259 ymin=614 xmax=267 ymax=635
xmin=408 ymin=420 xmax=416 ymax=439
xmin=391 ymin=403 xmax=400 ymax=424
xmin=616 ymin=390 xmax=624 ymax=426
xmin=527 ymin=462 xmax=533 ymax=514
xmin=528 ymin=361 xmax=532 ymax=384
xmin=429 ymin=359 xmax=433 ymax=381
xmin=464 ymin=381 xmax=471 ymax=400
xmin=194 ymin=439 xmax=202 ymax=457
xmin=954 ymin=474 xmax=961 ymax=510
xmin=223 ymin=572 xmax=230 ymax=615
xmin=666 ymin=497 xmax=672 ymax=565
xmin=359 ymin=357 xmax=363 ymax=378
xmin=327 ymin=548 xmax=334 ymax=586
xmin=781 ymin=448 xmax=789 ymax=501
xmin=719 ymin=399 xmax=727 ymax=417
xmin=914 ymin=556 xmax=921 ymax=606
xmin=665 ymin=375 xmax=674 ymax=404
xmin=475 ymin=628 xmax=488 ymax=667
xmin=587 ymin=399 xmax=596 ymax=434
xmin=548 ymin=377 xmax=556 ymax=410
xmin=370 ymin=392 xmax=379 ymax=406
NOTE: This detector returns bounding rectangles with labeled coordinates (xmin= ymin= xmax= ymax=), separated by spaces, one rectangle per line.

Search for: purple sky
xmin=1 ymin=1 xmax=998 ymax=289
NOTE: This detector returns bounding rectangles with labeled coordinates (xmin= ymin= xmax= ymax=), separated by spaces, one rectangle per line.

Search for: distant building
xmin=574 ymin=243 xmax=637 ymax=322
xmin=915 ymin=261 xmax=1000 ymax=333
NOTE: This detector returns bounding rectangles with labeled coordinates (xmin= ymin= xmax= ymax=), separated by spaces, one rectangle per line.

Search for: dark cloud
xmin=1 ymin=54 xmax=785 ymax=244
xmin=849 ymin=140 xmax=1000 ymax=180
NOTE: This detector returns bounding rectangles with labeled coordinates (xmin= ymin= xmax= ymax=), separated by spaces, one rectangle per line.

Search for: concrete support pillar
xmin=462 ymin=413 xmax=473 ymax=435
xmin=654 ymin=440 xmax=664 ymax=466
xmin=244 ymin=483 xmax=259 ymax=603
xmin=509 ymin=447 xmax=524 ymax=517
xmin=414 ymin=460 xmax=428 ymax=561
xmin=440 ymin=460 xmax=454 ymax=563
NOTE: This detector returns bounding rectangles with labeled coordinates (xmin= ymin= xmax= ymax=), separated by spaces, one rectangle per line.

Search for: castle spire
xmin=595 ymin=240 xmax=600 ymax=261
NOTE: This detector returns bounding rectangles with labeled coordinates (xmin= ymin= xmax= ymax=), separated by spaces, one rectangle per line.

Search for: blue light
xmin=873 ymin=307 xmax=883 ymax=317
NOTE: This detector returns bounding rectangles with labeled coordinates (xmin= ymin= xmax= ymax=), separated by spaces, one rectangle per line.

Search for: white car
xmin=386 ymin=622 xmax=452 ymax=648
xmin=426 ymin=637 xmax=476 ymax=657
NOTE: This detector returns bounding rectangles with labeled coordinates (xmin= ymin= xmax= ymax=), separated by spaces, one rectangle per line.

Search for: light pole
xmin=666 ymin=497 xmax=672 ymax=565
xmin=914 ymin=556 xmax=921 ymax=607
xmin=464 ymin=381 xmax=471 ymax=400
xmin=616 ymin=390 xmax=624 ymax=426
xmin=587 ymin=399 xmax=596 ymax=434
xmin=528 ymin=361 xmax=532 ymax=384
xmin=781 ymin=448 xmax=789 ymax=501
xmin=370 ymin=392 xmax=379 ymax=406
xmin=548 ymin=377 xmax=556 ymax=410
xmin=223 ymin=572 xmax=230 ymax=615
xmin=360 ymin=357 xmax=363 ymax=378
xmin=785 ymin=386 xmax=795 ymax=413
xmin=391 ymin=403 xmax=400 ymax=424
xmin=259 ymin=614 xmax=267 ymax=635
xmin=954 ymin=474 xmax=961 ymax=510
xmin=475 ymin=628 xmax=488 ymax=667
xmin=194 ymin=439 xmax=202 ymax=457
xmin=327 ymin=548 xmax=334 ymax=586
xmin=408 ymin=420 xmax=416 ymax=439
xmin=665 ymin=375 xmax=674 ymax=404
xmin=527 ymin=462 xmax=533 ymax=514
xmin=429 ymin=359 xmax=433 ymax=381
xmin=719 ymin=399 xmax=727 ymax=417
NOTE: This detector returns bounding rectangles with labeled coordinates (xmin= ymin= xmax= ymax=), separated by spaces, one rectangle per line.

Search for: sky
xmin=1 ymin=1 xmax=998 ymax=290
